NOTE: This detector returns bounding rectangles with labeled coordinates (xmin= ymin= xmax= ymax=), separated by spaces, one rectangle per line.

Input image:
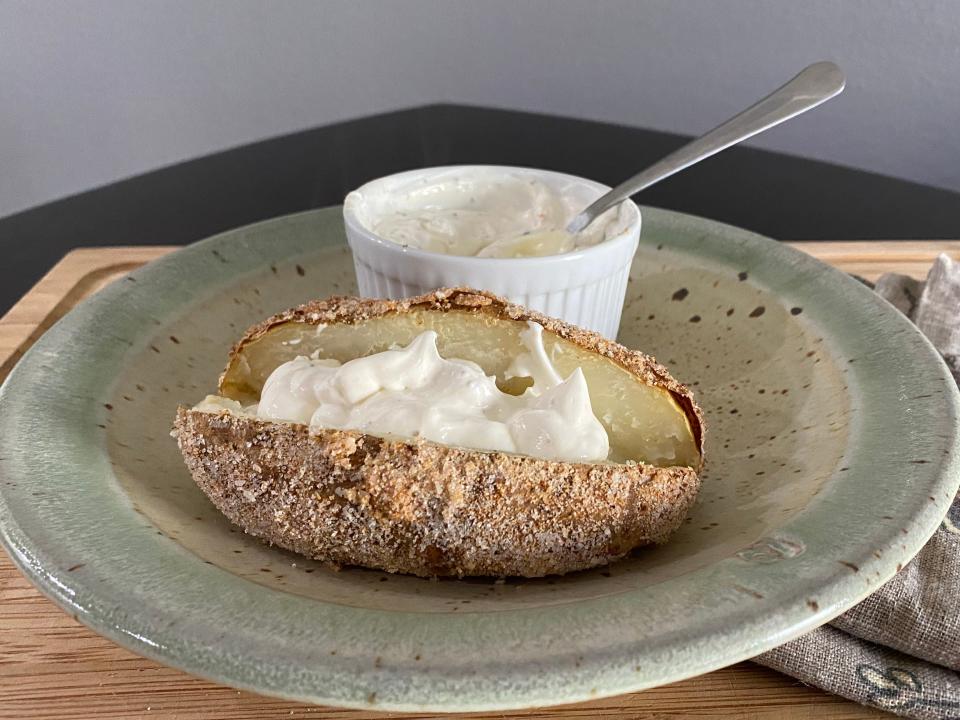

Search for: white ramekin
xmin=342 ymin=165 xmax=640 ymax=339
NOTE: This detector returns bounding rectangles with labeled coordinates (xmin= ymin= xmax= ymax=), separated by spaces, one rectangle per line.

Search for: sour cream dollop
xmin=344 ymin=168 xmax=630 ymax=258
xmin=254 ymin=322 xmax=609 ymax=462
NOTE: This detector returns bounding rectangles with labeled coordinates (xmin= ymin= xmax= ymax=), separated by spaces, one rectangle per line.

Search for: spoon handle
xmin=567 ymin=61 xmax=846 ymax=234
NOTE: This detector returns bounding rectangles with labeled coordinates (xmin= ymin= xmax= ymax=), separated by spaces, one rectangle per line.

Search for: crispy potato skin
xmin=175 ymin=408 xmax=701 ymax=578
xmin=174 ymin=287 xmax=705 ymax=577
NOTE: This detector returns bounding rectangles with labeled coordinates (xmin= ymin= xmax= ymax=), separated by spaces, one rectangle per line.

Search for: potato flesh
xmin=220 ymin=310 xmax=699 ymax=468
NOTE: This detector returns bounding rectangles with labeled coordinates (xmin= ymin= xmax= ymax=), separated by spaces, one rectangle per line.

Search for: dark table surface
xmin=3 ymin=103 xmax=960 ymax=315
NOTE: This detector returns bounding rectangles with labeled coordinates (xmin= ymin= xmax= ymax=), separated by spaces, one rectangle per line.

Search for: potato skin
xmin=175 ymin=407 xmax=701 ymax=578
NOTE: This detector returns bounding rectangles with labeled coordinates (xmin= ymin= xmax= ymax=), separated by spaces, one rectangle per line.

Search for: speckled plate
xmin=1 ymin=207 xmax=958 ymax=711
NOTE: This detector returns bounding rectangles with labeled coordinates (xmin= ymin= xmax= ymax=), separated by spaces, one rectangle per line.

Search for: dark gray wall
xmin=3 ymin=0 xmax=958 ymax=216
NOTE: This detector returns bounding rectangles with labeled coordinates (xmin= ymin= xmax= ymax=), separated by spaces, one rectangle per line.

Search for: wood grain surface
xmin=4 ymin=240 xmax=959 ymax=719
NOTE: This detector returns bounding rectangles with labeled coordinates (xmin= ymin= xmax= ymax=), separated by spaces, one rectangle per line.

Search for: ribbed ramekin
xmin=343 ymin=166 xmax=640 ymax=339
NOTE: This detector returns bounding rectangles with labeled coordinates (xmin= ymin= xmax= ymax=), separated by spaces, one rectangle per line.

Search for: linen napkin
xmin=755 ymin=254 xmax=960 ymax=719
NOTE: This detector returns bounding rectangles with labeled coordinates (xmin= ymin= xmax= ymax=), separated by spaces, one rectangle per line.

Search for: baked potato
xmin=174 ymin=288 xmax=704 ymax=577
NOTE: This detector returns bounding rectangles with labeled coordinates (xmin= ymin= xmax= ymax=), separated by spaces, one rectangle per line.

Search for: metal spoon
xmin=566 ymin=61 xmax=846 ymax=235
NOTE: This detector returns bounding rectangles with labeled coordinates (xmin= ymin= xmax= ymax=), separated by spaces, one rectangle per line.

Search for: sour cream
xmin=344 ymin=168 xmax=629 ymax=258
xmin=254 ymin=322 xmax=610 ymax=462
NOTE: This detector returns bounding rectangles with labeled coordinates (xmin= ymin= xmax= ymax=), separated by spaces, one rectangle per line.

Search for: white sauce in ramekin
xmin=344 ymin=167 xmax=630 ymax=258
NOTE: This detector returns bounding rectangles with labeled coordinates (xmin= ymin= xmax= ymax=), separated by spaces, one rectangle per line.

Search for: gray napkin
xmin=755 ymin=254 xmax=960 ymax=719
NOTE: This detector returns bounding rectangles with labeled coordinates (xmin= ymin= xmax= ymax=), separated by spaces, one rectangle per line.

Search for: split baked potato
xmin=174 ymin=287 xmax=704 ymax=577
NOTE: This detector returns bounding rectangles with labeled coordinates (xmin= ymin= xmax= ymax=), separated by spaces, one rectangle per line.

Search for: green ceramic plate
xmin=1 ymin=207 xmax=958 ymax=711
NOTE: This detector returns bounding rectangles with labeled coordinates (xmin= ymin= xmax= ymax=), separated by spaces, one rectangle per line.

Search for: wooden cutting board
xmin=3 ymin=242 xmax=959 ymax=720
